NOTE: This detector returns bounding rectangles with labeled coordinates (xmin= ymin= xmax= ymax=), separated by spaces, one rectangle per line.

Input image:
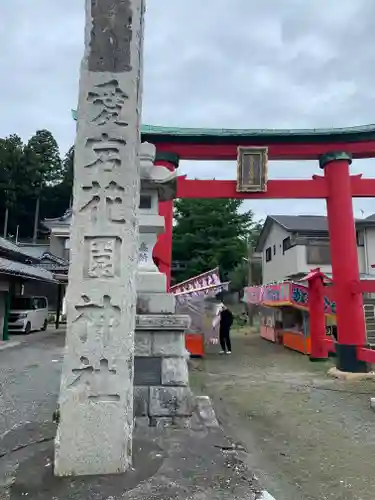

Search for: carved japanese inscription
xmin=138 ymin=241 xmax=148 ymax=264
xmin=73 ymin=294 xmax=121 ymax=345
xmin=70 ymin=356 xmax=120 ymax=402
xmin=88 ymin=80 xmax=128 ymax=126
xmin=80 ymin=180 xmax=127 ymax=223
xmin=55 ymin=0 xmax=144 ymax=477
xmin=83 ymin=236 xmax=121 ymax=279
xmin=85 ymin=133 xmax=126 ymax=172
xmin=89 ymin=0 xmax=133 ymax=73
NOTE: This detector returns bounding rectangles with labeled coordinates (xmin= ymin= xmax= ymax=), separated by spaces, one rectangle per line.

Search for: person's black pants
xmin=219 ymin=326 xmax=231 ymax=352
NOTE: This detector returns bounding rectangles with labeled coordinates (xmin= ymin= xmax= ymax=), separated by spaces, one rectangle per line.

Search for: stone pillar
xmin=55 ymin=0 xmax=145 ymax=476
xmin=134 ymin=143 xmax=193 ymax=426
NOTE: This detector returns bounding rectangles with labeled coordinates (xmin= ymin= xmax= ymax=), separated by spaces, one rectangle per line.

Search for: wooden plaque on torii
xmin=236 ymin=146 xmax=268 ymax=192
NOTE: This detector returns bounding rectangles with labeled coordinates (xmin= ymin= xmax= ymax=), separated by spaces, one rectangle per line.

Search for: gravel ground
xmin=0 ymin=330 xmax=64 ymax=438
xmin=3 ymin=328 xmax=375 ymax=499
xmin=190 ymin=330 xmax=375 ymax=500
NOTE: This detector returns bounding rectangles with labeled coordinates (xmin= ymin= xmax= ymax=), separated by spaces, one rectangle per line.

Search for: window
xmin=306 ymin=245 xmax=331 ymax=265
xmin=11 ymin=297 xmax=33 ymax=310
xmin=282 ymin=237 xmax=292 ymax=254
xmin=273 ymin=244 xmax=276 ymax=255
xmin=139 ymin=195 xmax=152 ymax=209
xmin=356 ymin=230 xmax=365 ymax=247
xmin=265 ymin=247 xmax=272 ymax=262
xmin=35 ymin=298 xmax=47 ymax=309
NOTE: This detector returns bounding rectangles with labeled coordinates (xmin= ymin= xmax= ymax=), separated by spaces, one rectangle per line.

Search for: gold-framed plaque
xmin=236 ymin=146 xmax=268 ymax=192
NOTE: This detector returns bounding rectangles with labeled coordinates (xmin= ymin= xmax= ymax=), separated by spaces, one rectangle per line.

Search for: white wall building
xmin=256 ymin=215 xmax=375 ymax=284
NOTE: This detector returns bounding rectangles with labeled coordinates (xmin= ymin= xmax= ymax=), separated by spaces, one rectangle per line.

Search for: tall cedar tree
xmin=40 ymin=146 xmax=74 ymax=219
xmin=0 ymin=136 xmax=72 ymax=240
xmin=27 ymin=130 xmax=63 ymax=242
xmin=172 ymin=198 xmax=261 ymax=283
xmin=0 ymin=135 xmax=25 ymax=237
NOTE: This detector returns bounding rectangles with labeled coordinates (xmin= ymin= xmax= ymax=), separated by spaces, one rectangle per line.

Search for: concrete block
xmin=153 ymin=332 xmax=187 ymax=357
xmin=136 ymin=271 xmax=166 ymax=292
xmin=134 ymin=386 xmax=149 ymax=417
xmin=149 ymin=417 xmax=173 ymax=428
xmin=134 ymin=357 xmax=162 ymax=386
xmin=134 ymin=416 xmax=150 ymax=429
xmin=150 ymin=416 xmax=190 ymax=429
xmin=195 ymin=396 xmax=219 ymax=428
xmin=136 ymin=293 xmax=176 ymax=314
xmin=136 ymin=314 xmax=190 ymax=331
xmin=149 ymin=386 xmax=194 ymax=417
xmin=162 ymin=357 xmax=189 ymax=386
xmin=139 ymin=213 xmax=165 ymax=233
xmin=135 ymin=332 xmax=152 ymax=356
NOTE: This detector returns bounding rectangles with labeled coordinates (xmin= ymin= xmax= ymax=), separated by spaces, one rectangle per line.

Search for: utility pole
xmin=246 ymin=241 xmax=255 ymax=326
xmin=247 ymin=242 xmax=253 ymax=287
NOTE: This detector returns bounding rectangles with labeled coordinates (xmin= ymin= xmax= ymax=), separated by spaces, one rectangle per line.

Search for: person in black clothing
xmin=219 ymin=304 xmax=234 ymax=354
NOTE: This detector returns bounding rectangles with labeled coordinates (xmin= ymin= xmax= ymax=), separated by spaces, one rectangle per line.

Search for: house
xmin=17 ymin=244 xmax=69 ymax=313
xmin=0 ymin=237 xmax=57 ymax=338
xmin=256 ymin=214 xmax=375 ymax=284
xmin=42 ymin=210 xmax=71 ymax=262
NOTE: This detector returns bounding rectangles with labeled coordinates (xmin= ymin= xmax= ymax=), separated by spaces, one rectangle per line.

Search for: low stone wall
xmin=134 ymin=315 xmax=193 ymax=425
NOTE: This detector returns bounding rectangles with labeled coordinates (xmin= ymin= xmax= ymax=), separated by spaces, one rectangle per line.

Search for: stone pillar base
xmin=133 ymin=314 xmax=193 ymax=425
xmin=335 ymin=343 xmax=369 ymax=373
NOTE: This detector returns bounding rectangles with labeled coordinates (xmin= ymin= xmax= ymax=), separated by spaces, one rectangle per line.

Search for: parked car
xmin=8 ymin=296 xmax=49 ymax=334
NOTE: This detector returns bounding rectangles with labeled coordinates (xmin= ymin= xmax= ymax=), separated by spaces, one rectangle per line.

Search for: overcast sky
xmin=1 ymin=0 xmax=375 ymax=220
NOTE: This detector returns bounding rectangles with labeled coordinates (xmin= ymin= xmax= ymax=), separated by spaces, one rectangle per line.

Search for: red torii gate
xmin=141 ymin=124 xmax=375 ymax=373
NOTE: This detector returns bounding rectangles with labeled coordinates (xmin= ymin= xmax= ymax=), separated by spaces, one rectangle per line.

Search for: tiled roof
xmin=270 ymin=215 xmax=329 ymax=232
xmin=18 ymin=245 xmax=50 ymax=259
xmin=43 ymin=210 xmax=72 ymax=228
xmin=0 ymin=237 xmax=32 ymax=256
xmin=0 ymin=257 xmax=56 ymax=282
xmin=255 ymin=213 xmax=375 ymax=252
xmin=271 ymin=214 xmax=375 ymax=232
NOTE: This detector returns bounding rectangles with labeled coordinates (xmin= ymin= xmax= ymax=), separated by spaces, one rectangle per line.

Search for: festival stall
xmin=171 ymin=268 xmax=229 ymax=356
xmin=243 ymin=281 xmax=336 ymax=355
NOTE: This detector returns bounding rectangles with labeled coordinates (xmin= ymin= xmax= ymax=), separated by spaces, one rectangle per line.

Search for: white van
xmin=8 ymin=296 xmax=49 ymax=334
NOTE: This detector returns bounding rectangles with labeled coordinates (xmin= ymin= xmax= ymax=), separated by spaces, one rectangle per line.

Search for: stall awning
xmin=0 ymin=257 xmax=57 ymax=283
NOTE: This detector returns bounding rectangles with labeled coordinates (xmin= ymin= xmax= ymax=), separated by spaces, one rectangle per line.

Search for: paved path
xmin=190 ymin=331 xmax=375 ymax=500
xmin=0 ymin=330 xmax=64 ymax=438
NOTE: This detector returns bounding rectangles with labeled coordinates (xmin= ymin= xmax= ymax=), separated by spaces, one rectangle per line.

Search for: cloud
xmin=0 ymin=0 xmax=374 ymax=219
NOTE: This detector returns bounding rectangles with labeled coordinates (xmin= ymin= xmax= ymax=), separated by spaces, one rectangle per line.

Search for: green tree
xmin=0 ymin=135 xmax=25 ymax=237
xmin=27 ymin=130 xmax=63 ymax=242
xmin=228 ymin=258 xmax=262 ymax=292
xmin=172 ymin=198 xmax=261 ymax=283
xmin=61 ymin=145 xmax=74 ymax=207
xmin=40 ymin=146 xmax=74 ymax=221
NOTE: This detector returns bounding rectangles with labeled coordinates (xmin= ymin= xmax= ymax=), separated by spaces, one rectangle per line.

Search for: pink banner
xmin=170 ymin=267 xmax=221 ymax=295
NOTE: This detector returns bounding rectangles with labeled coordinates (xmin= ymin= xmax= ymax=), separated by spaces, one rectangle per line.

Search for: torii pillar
xmin=320 ymin=152 xmax=368 ymax=372
xmin=305 ymin=268 xmax=329 ymax=361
